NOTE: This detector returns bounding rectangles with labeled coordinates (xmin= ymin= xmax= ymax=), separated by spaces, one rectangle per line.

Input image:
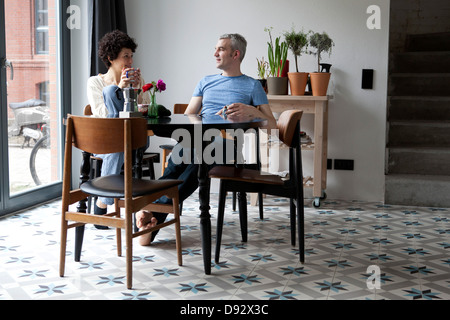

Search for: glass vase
xmin=148 ymin=95 xmax=158 ymax=118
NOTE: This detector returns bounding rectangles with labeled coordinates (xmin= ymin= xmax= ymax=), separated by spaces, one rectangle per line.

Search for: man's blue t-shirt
xmin=192 ymin=74 xmax=268 ymax=116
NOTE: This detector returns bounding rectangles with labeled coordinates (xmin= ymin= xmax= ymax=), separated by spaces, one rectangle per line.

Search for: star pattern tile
xmin=0 ymin=193 xmax=449 ymax=300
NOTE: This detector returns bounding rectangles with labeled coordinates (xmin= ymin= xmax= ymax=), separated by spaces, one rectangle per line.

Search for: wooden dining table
xmin=145 ymin=114 xmax=268 ymax=275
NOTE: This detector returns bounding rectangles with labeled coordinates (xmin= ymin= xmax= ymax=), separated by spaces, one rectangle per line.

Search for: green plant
xmin=256 ymin=57 xmax=269 ymax=79
xmin=265 ymin=27 xmax=288 ymax=77
xmin=309 ymin=31 xmax=334 ymax=72
xmin=283 ymin=27 xmax=309 ymax=72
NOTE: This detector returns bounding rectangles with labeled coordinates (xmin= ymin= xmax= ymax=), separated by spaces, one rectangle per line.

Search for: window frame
xmin=35 ymin=0 xmax=49 ymax=55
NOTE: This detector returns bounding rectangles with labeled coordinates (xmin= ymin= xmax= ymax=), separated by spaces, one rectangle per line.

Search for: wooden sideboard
xmin=268 ymin=95 xmax=329 ymax=207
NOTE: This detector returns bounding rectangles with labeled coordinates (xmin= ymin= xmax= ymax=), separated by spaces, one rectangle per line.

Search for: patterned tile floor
xmin=0 ymin=193 xmax=449 ymax=300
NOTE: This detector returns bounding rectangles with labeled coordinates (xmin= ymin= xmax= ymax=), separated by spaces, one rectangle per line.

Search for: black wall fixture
xmin=361 ymin=69 xmax=374 ymax=89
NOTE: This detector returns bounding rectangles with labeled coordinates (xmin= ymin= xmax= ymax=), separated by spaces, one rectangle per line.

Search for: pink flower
xmin=156 ymin=79 xmax=166 ymax=92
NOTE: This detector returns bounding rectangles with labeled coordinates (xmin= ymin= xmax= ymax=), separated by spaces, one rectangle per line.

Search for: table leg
xmin=198 ymin=160 xmax=211 ymax=274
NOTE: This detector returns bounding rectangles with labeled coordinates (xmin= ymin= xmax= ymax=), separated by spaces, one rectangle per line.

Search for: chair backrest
xmin=84 ymin=104 xmax=93 ymax=116
xmin=277 ymin=110 xmax=303 ymax=148
xmin=277 ymin=110 xmax=303 ymax=187
xmin=67 ymin=115 xmax=148 ymax=155
xmin=174 ymin=103 xmax=188 ymax=114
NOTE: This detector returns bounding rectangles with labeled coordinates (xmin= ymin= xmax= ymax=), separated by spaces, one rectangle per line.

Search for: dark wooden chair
xmin=209 ymin=110 xmax=305 ymax=263
xmin=59 ymin=115 xmax=183 ymax=289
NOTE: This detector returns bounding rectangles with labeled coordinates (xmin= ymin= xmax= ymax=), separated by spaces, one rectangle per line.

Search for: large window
xmin=0 ymin=0 xmax=71 ymax=217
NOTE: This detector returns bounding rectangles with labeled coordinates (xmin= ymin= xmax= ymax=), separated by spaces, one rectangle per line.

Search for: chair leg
xmin=258 ymin=192 xmax=264 ymax=220
xmin=238 ymin=192 xmax=248 ymax=243
xmin=133 ymin=212 xmax=138 ymax=233
xmin=125 ymin=209 xmax=133 ymax=290
xmin=74 ymin=225 xmax=84 ymax=262
xmin=115 ymin=200 xmax=122 ymax=257
xmin=232 ymin=192 xmax=236 ymax=211
xmin=297 ymin=198 xmax=305 ymax=263
xmin=142 ymin=157 xmax=156 ymax=180
xmin=59 ymin=215 xmax=68 ymax=277
xmin=149 ymin=159 xmax=155 ymax=180
xmin=87 ymin=159 xmax=94 ymax=213
xmin=290 ymin=199 xmax=296 ymax=246
xmin=172 ymin=192 xmax=183 ymax=267
xmin=87 ymin=197 xmax=92 ymax=214
xmin=87 ymin=158 xmax=102 ymax=213
xmin=215 ymin=182 xmax=227 ymax=263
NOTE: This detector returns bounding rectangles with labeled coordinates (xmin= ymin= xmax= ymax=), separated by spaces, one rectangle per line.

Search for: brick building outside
xmin=5 ymin=0 xmax=59 ymax=189
xmin=5 ymin=0 xmax=57 ymax=126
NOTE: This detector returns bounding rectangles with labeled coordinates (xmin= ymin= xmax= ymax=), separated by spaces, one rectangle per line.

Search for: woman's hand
xmin=119 ymin=67 xmax=141 ymax=89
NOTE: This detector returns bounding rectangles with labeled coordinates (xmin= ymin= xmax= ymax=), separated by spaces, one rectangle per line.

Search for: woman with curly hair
xmin=87 ymin=29 xmax=150 ymax=117
xmin=86 ymin=30 xmax=155 ymax=230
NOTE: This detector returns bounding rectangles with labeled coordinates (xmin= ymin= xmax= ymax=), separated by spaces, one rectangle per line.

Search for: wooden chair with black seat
xmin=209 ymin=110 xmax=305 ymax=263
xmin=83 ymin=105 xmax=158 ymax=213
xmin=59 ymin=115 xmax=183 ymax=289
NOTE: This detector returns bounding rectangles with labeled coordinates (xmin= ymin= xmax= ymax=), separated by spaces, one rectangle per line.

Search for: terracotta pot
xmin=288 ymin=72 xmax=309 ymax=96
xmin=310 ymin=72 xmax=331 ymax=96
xmin=267 ymin=77 xmax=288 ymax=95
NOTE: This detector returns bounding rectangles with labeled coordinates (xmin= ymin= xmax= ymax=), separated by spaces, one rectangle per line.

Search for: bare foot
xmin=136 ymin=210 xmax=157 ymax=246
xmin=96 ymin=199 xmax=107 ymax=209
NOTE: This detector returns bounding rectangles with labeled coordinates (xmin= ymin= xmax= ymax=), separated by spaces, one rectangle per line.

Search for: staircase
xmin=385 ymin=32 xmax=450 ymax=207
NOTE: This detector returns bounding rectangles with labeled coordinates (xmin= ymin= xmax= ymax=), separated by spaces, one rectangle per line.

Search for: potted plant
xmin=308 ymin=31 xmax=334 ymax=96
xmin=284 ymin=26 xmax=310 ymax=95
xmin=265 ymin=27 xmax=289 ymax=95
xmin=256 ymin=57 xmax=269 ymax=93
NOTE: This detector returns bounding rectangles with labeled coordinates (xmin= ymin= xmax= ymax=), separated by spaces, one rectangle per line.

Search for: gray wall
xmin=70 ymin=0 xmax=390 ymax=202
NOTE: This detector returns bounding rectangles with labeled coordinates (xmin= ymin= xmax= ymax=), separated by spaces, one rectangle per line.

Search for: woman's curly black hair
xmin=98 ymin=30 xmax=138 ymax=68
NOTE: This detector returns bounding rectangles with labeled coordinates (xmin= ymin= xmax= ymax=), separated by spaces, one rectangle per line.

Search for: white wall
xmin=71 ymin=0 xmax=390 ymax=202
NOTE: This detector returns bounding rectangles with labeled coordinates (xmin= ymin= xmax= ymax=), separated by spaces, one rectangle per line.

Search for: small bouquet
xmin=143 ymin=79 xmax=166 ymax=96
xmin=142 ymin=79 xmax=170 ymax=117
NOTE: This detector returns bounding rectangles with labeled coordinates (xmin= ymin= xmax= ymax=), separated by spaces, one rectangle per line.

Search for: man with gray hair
xmin=186 ymin=33 xmax=275 ymax=121
xmin=219 ymin=33 xmax=247 ymax=61
xmin=136 ymin=33 xmax=276 ymax=244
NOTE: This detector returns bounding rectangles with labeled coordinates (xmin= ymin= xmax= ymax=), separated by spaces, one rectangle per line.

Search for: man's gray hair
xmin=219 ymin=33 xmax=247 ymax=61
